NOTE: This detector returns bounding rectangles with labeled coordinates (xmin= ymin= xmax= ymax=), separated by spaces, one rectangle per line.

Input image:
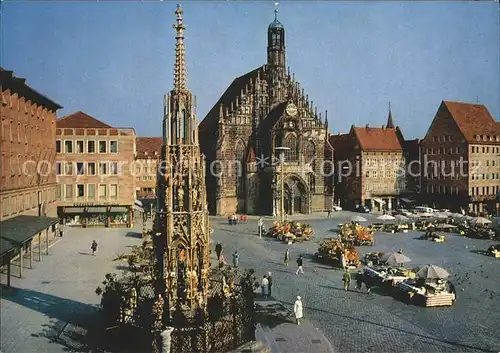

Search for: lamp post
xmin=275 ymin=147 xmax=290 ymax=223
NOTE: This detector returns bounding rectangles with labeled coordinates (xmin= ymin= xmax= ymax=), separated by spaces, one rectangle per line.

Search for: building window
xmin=308 ymin=173 xmax=315 ymax=192
xmin=76 ymin=140 xmax=84 ymax=153
xmin=235 ymin=141 xmax=245 ymax=197
xmin=110 ymin=141 xmax=118 ymax=153
xmin=88 ymin=184 xmax=96 ymax=200
xmin=56 ymin=162 xmax=62 ymax=175
xmin=65 ymin=184 xmax=73 ymax=200
xmin=76 ymin=162 xmax=85 ymax=175
xmin=65 ymin=140 xmax=73 ymax=153
xmin=110 ymin=184 xmax=118 ymax=200
xmin=99 ymin=184 xmax=107 ymax=200
xmin=110 ymin=162 xmax=119 ymax=175
xmin=284 ymin=134 xmax=298 ymax=162
xmin=56 ymin=140 xmax=61 ymax=153
xmin=56 ymin=185 xmax=62 ymax=201
xmin=99 ymin=162 xmax=107 ymax=175
xmin=65 ymin=162 xmax=74 ymax=176
xmin=99 ymin=141 xmax=107 ymax=153
xmin=88 ymin=162 xmax=96 ymax=175
xmin=88 ymin=140 xmax=96 ymax=153
xmin=77 ymin=184 xmax=85 ymax=198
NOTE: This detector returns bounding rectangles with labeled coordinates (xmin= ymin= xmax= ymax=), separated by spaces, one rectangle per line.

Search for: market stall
xmin=265 ymin=221 xmax=314 ymax=243
xmin=393 ymin=265 xmax=455 ymax=307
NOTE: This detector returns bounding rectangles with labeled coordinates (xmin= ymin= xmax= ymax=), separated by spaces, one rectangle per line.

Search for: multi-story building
xmin=199 ymin=9 xmax=332 ymax=216
xmin=1 ymin=67 xmax=62 ymax=221
xmin=421 ymin=101 xmax=500 ymax=214
xmin=55 ymin=111 xmax=137 ymax=227
xmin=135 ymin=137 xmax=162 ymax=199
xmin=331 ymin=108 xmax=407 ymax=212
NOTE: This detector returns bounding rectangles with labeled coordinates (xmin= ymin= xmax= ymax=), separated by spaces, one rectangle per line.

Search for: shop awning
xmin=87 ymin=207 xmax=107 ymax=213
xmin=400 ymin=198 xmax=414 ymax=203
xmin=134 ymin=205 xmax=145 ymax=212
xmin=135 ymin=200 xmax=143 ymax=207
xmin=109 ymin=207 xmax=129 ymax=213
xmin=65 ymin=207 xmax=85 ymax=214
xmin=373 ymin=198 xmax=385 ymax=205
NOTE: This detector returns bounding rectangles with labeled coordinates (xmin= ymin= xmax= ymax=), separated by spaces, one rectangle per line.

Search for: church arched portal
xmin=284 ymin=177 xmax=308 ymax=215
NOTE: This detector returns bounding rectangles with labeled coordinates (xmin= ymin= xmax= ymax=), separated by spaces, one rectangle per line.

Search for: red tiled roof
xmin=352 ymin=126 xmax=403 ymax=151
xmin=57 ymin=111 xmax=112 ymax=129
xmin=443 ymin=101 xmax=499 ymax=142
xmin=136 ymin=137 xmax=162 ymax=156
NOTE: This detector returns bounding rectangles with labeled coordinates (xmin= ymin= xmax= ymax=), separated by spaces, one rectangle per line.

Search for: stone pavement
xmin=211 ymin=212 xmax=500 ymax=353
xmin=0 ymin=223 xmax=145 ymax=353
xmin=254 ymin=298 xmax=334 ymax=353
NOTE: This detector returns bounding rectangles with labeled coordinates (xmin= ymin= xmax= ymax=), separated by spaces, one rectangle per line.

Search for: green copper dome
xmin=269 ymin=8 xmax=284 ymax=29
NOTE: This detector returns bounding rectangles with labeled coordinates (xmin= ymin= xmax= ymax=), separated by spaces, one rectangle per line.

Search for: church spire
xmin=173 ymin=4 xmax=187 ymax=91
xmin=386 ymin=102 xmax=395 ymax=128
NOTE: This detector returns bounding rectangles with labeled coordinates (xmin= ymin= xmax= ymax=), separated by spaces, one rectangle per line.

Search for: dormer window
xmin=144 ymin=151 xmax=148 ymax=156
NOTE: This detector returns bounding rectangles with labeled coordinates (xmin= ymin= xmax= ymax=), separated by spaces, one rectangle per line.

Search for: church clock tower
xmin=267 ymin=7 xmax=286 ymax=79
xmin=155 ymin=4 xmax=210 ymax=314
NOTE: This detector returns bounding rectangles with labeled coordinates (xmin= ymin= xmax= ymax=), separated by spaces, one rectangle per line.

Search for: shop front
xmin=108 ymin=206 xmax=130 ymax=228
xmin=62 ymin=207 xmax=85 ymax=226
xmin=58 ymin=204 xmax=133 ymax=228
xmin=86 ymin=207 xmax=107 ymax=227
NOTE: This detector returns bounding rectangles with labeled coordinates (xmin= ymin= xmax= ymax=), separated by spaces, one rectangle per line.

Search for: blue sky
xmin=1 ymin=1 xmax=498 ymax=139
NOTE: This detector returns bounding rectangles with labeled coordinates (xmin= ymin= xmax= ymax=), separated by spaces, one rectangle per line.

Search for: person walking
xmin=232 ymin=251 xmax=239 ymax=268
xmin=267 ymin=272 xmax=273 ymax=297
xmin=261 ymin=275 xmax=269 ymax=297
xmin=342 ymin=268 xmax=351 ymax=291
xmin=296 ymin=255 xmax=304 ymax=275
xmin=327 ymin=209 xmax=332 ymax=217
xmin=284 ymin=248 xmax=290 ymax=266
xmin=91 ymin=240 xmax=98 ymax=256
xmin=363 ymin=273 xmax=373 ymax=294
xmin=355 ymin=271 xmax=363 ymax=291
xmin=293 ymin=296 xmax=303 ymax=325
xmin=218 ymin=254 xmax=226 ymax=270
xmin=258 ymin=217 xmax=264 ymax=238
xmin=215 ymin=241 xmax=222 ymax=261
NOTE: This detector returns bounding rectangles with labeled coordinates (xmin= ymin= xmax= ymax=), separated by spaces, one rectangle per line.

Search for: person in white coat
xmin=294 ymin=296 xmax=303 ymax=325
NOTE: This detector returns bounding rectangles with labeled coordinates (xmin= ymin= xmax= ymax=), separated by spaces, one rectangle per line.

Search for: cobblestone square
xmin=0 ymin=224 xmax=144 ymax=353
xmin=212 ymin=212 xmax=500 ymax=353
xmin=1 ymin=214 xmax=499 ymax=353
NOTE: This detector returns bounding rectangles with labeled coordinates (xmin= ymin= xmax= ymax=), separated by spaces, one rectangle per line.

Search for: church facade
xmin=199 ymin=9 xmax=333 ymax=216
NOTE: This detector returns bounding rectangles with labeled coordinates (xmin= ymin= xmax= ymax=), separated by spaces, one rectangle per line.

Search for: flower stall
xmin=265 ymin=221 xmax=314 ymax=243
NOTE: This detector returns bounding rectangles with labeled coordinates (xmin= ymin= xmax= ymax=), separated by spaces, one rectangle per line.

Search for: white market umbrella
xmin=395 ymin=214 xmax=409 ymax=222
xmin=377 ymin=214 xmax=396 ymax=221
xmin=419 ymin=212 xmax=433 ymax=218
xmin=416 ymin=264 xmax=450 ymax=279
xmin=451 ymin=213 xmax=465 ymax=219
xmin=433 ymin=213 xmax=449 ymax=219
xmin=382 ymin=252 xmax=412 ymax=266
xmin=350 ymin=215 xmax=367 ymax=223
xmin=408 ymin=214 xmax=420 ymax=219
xmin=471 ymin=217 xmax=492 ymax=226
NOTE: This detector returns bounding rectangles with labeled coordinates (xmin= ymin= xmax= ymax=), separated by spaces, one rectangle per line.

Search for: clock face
xmin=286 ymin=103 xmax=298 ymax=117
xmin=288 ymin=121 xmax=295 ymax=128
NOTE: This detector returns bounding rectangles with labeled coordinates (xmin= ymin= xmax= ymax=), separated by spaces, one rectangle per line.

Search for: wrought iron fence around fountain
xmin=100 ymin=270 xmax=256 ymax=353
